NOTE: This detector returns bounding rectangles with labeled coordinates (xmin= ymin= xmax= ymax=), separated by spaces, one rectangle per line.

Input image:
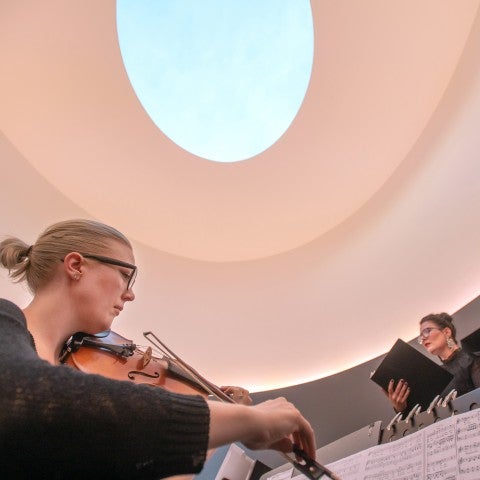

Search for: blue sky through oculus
xmin=117 ymin=0 xmax=313 ymax=163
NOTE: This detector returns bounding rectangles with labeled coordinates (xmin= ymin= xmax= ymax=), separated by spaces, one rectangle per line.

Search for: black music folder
xmin=370 ymin=339 xmax=453 ymax=410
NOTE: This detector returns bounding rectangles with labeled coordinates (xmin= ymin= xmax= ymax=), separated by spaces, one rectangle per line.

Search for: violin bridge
xmin=141 ymin=346 xmax=153 ymax=368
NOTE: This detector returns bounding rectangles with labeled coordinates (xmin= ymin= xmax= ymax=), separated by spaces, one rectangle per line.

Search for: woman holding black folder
xmin=387 ymin=312 xmax=480 ymax=413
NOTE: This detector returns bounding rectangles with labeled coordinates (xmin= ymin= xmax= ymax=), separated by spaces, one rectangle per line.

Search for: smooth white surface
xmin=1 ymin=1 xmax=480 ymax=391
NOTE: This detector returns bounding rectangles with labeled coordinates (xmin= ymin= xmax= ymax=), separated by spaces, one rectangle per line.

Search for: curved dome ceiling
xmin=2 ymin=1 xmax=480 ymax=391
xmin=1 ymin=2 xmax=478 ymax=262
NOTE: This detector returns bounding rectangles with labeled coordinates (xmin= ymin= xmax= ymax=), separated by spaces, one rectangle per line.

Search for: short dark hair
xmin=420 ymin=312 xmax=456 ymax=341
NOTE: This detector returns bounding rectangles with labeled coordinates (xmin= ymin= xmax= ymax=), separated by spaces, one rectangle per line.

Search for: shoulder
xmin=0 ymin=298 xmax=37 ymax=358
xmin=0 ymin=298 xmax=28 ymax=330
xmin=467 ymin=350 xmax=480 ymax=362
xmin=458 ymin=348 xmax=480 ymax=358
xmin=0 ymin=298 xmax=25 ymax=318
xmin=455 ymin=349 xmax=480 ymax=367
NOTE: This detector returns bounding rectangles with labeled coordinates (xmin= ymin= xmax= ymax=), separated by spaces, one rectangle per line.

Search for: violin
xmin=60 ymin=329 xmax=210 ymax=397
xmin=60 ymin=330 xmax=215 ymax=480
xmin=61 ymin=330 xmax=339 ymax=480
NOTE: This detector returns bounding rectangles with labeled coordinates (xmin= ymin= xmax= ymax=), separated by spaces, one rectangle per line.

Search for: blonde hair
xmin=0 ymin=219 xmax=132 ymax=293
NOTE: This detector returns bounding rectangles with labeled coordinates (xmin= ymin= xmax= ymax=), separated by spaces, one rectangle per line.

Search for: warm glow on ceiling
xmin=1 ymin=1 xmax=480 ymax=391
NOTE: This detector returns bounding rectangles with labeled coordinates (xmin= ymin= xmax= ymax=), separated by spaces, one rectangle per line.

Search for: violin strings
xmin=134 ymin=343 xmax=168 ymax=360
xmin=143 ymin=332 xmax=232 ymax=402
xmin=135 ymin=341 xmax=218 ymax=396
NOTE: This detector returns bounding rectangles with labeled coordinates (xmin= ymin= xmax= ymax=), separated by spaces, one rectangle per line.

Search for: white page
xmin=266 ymin=467 xmax=294 ymax=479
xmin=215 ymin=443 xmax=256 ymax=480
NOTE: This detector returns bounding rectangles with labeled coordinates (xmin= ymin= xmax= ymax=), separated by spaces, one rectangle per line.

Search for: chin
xmin=91 ymin=318 xmax=114 ymax=335
xmin=103 ymin=318 xmax=115 ymax=332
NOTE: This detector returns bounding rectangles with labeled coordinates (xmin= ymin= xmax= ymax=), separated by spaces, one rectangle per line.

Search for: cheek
xmin=79 ymin=282 xmax=115 ymax=319
xmin=433 ymin=332 xmax=444 ymax=343
xmin=94 ymin=274 xmax=122 ymax=296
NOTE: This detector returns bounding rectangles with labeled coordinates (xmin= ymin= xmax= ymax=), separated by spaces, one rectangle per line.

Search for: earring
xmin=447 ymin=337 xmax=455 ymax=349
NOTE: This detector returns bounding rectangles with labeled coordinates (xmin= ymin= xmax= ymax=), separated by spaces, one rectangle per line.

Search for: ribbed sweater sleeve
xmin=0 ymin=299 xmax=210 ymax=479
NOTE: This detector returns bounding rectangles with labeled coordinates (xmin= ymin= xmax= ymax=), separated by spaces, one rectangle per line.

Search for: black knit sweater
xmin=0 ymin=299 xmax=209 ymax=479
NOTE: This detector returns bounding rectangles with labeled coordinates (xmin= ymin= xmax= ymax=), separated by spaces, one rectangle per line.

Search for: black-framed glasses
xmin=82 ymin=254 xmax=137 ymax=290
xmin=417 ymin=327 xmax=441 ymax=344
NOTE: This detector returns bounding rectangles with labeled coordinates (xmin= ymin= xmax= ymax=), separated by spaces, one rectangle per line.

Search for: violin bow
xmin=143 ymin=331 xmax=341 ymax=480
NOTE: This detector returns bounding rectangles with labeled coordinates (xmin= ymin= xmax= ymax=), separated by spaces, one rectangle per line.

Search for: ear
xmin=63 ymin=252 xmax=84 ymax=280
xmin=442 ymin=326 xmax=453 ymax=338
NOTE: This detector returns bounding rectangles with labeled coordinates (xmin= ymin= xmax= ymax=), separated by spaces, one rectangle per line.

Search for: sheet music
xmin=321 ymin=409 xmax=480 ymax=479
xmin=457 ymin=409 xmax=480 ymax=478
xmin=425 ymin=415 xmax=456 ymax=479
xmin=364 ymin=433 xmax=423 ymax=479
xmin=323 ymin=450 xmax=367 ymax=480
xmin=266 ymin=468 xmax=294 ymax=480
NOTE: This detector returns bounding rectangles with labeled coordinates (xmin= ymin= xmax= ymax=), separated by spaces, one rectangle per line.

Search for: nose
xmin=122 ymin=288 xmax=135 ymax=302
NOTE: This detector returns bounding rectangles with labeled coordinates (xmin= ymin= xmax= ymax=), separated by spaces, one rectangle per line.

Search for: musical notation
xmin=424 ymin=419 xmax=457 ymax=479
xmin=456 ymin=410 xmax=480 ymax=480
xmin=324 ymin=409 xmax=480 ymax=479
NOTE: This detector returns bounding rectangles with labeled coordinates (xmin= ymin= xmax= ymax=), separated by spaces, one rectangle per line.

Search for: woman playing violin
xmin=0 ymin=219 xmax=316 ymax=479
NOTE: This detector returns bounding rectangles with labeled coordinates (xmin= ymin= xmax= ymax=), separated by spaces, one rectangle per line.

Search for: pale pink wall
xmin=1 ymin=1 xmax=480 ymax=392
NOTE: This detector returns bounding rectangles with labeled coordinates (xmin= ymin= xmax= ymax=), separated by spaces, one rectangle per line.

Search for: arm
xmin=207 ymin=397 xmax=316 ymax=459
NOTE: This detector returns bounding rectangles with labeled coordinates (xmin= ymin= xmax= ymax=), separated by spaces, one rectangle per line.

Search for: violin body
xmin=61 ymin=330 xmax=210 ymax=480
xmin=61 ymin=330 xmax=208 ymax=397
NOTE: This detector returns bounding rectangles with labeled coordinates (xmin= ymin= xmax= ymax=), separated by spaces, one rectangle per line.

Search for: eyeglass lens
xmin=418 ymin=327 xmax=439 ymax=344
xmin=82 ymin=254 xmax=137 ymax=290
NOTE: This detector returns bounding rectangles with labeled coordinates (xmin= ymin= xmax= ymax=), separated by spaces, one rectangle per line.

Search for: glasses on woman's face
xmin=82 ymin=254 xmax=137 ymax=290
xmin=417 ymin=327 xmax=442 ymax=344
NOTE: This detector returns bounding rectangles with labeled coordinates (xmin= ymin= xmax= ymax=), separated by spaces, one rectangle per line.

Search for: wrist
xmin=208 ymin=402 xmax=256 ymax=449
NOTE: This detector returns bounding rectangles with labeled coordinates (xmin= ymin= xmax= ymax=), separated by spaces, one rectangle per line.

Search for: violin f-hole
xmin=128 ymin=370 xmax=161 ymax=380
